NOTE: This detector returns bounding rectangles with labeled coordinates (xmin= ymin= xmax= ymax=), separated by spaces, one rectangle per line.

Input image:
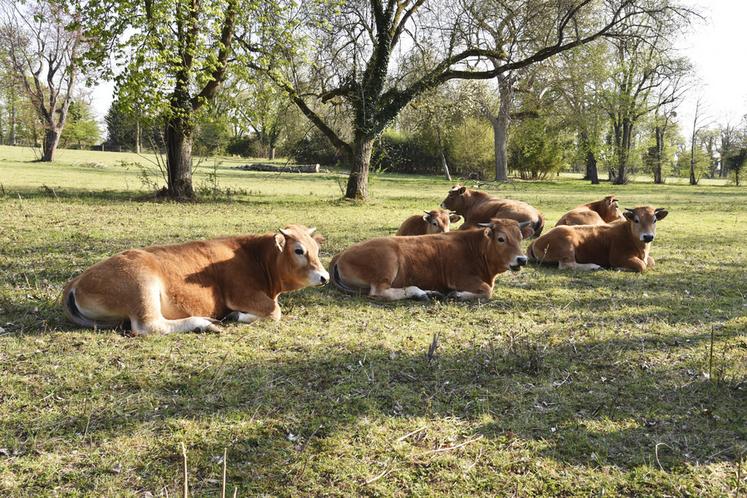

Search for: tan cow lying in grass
xmin=396 ymin=209 xmax=461 ymax=236
xmin=330 ymin=218 xmax=533 ymax=301
xmin=555 ymin=195 xmax=624 ymax=226
xmin=441 ymin=185 xmax=545 ymax=237
xmin=528 ymin=206 xmax=668 ymax=272
xmin=63 ymin=225 xmax=329 ymax=335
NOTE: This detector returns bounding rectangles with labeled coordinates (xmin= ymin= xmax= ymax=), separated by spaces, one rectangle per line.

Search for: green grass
xmin=1 ymin=145 xmax=746 ymax=496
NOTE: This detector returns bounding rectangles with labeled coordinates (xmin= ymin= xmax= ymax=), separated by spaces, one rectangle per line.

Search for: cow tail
xmin=63 ymin=282 xmax=119 ymax=329
xmin=527 ymin=240 xmax=537 ymax=262
xmin=533 ymin=213 xmax=545 ymax=238
xmin=329 ymin=257 xmax=365 ymax=295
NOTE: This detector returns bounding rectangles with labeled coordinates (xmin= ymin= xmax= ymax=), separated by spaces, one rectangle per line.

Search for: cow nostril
xmin=517 ymin=256 xmax=528 ymax=266
xmin=320 ymin=275 xmax=327 ymax=284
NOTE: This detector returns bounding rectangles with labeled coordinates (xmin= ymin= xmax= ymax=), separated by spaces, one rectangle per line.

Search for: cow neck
xmin=464 ymin=229 xmax=500 ymax=282
xmin=618 ymin=221 xmax=646 ymax=252
xmin=242 ymin=235 xmax=284 ymax=298
xmin=464 ymin=191 xmax=490 ymax=218
xmin=587 ymin=199 xmax=604 ymax=213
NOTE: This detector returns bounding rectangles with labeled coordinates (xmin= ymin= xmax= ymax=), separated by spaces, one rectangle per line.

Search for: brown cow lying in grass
xmin=330 ymin=218 xmax=533 ymax=301
xmin=555 ymin=195 xmax=624 ymax=226
xmin=528 ymin=206 xmax=668 ymax=272
xmin=396 ymin=209 xmax=461 ymax=236
xmin=441 ymin=185 xmax=545 ymax=237
xmin=63 ymin=225 xmax=329 ymax=335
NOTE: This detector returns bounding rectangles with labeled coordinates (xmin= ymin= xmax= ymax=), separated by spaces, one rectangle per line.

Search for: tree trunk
xmin=580 ymin=130 xmax=599 ymax=184
xmin=436 ymin=128 xmax=451 ymax=181
xmin=8 ymin=87 xmax=17 ymax=146
xmin=165 ymin=118 xmax=195 ymax=200
xmin=269 ymin=146 xmax=276 ymax=160
xmin=135 ymin=119 xmax=141 ymax=154
xmin=614 ymin=120 xmax=632 ymax=184
xmin=344 ymin=136 xmax=373 ymax=200
xmin=41 ymin=127 xmax=61 ymax=161
xmin=653 ymin=126 xmax=664 ymax=184
xmin=689 ymin=137 xmax=697 ymax=185
xmin=493 ymin=76 xmax=512 ymax=182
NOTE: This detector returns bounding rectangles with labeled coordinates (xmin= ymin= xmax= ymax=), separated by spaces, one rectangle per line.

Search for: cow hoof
xmin=424 ymin=290 xmax=446 ymax=300
xmin=223 ymin=311 xmax=241 ymax=322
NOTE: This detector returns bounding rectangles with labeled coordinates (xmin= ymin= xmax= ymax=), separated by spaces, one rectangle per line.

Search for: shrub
xmin=371 ymin=130 xmax=441 ymax=174
xmin=447 ymin=117 xmax=494 ymax=178
xmin=509 ymin=118 xmax=569 ymax=179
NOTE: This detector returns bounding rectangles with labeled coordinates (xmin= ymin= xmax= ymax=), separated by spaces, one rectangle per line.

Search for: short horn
xmin=625 ymin=208 xmax=635 ymax=213
xmin=655 ymin=207 xmax=666 ymax=212
xmin=477 ymin=222 xmax=493 ymax=228
xmin=518 ymin=220 xmax=532 ymax=229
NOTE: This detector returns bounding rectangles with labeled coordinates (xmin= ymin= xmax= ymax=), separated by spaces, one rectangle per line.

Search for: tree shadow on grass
xmin=3 ymin=332 xmax=744 ymax=494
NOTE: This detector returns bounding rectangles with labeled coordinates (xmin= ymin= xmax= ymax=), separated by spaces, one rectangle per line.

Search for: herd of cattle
xmin=62 ymin=185 xmax=668 ymax=335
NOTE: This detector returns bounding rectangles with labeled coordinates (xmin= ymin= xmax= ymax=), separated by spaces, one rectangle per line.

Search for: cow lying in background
xmin=528 ymin=206 xmax=668 ymax=272
xmin=62 ymin=225 xmax=329 ymax=334
xmin=441 ymin=185 xmax=545 ymax=237
xmin=330 ymin=218 xmax=533 ymax=301
xmin=396 ymin=209 xmax=461 ymax=236
xmin=555 ymin=195 xmax=624 ymax=226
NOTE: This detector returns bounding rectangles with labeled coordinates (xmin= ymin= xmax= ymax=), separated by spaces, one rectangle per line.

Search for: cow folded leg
xmin=225 ymin=294 xmax=282 ymax=323
xmin=370 ymin=283 xmax=432 ymax=301
xmin=613 ymin=257 xmax=647 ymax=273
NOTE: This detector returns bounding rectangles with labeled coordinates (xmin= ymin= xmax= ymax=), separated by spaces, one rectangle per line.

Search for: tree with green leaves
xmin=244 ymin=0 xmax=688 ymax=200
xmin=60 ymin=99 xmax=100 ymax=148
xmin=81 ymin=0 xmax=239 ymax=199
xmin=0 ymin=0 xmax=83 ymax=160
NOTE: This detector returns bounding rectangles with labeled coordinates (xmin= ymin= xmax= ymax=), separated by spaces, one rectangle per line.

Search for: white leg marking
xmin=235 ymin=312 xmax=260 ymax=324
xmin=404 ymin=286 xmax=428 ymax=299
xmin=449 ymin=291 xmax=487 ymax=301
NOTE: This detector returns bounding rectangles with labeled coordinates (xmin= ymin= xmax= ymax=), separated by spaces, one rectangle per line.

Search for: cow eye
xmin=634 ymin=218 xmax=639 ymax=223
xmin=497 ymin=237 xmax=505 ymax=243
xmin=295 ymin=248 xmax=304 ymax=255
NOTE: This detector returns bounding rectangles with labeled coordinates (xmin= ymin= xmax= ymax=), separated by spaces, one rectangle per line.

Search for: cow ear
xmin=306 ymin=226 xmax=317 ymax=235
xmin=449 ymin=213 xmax=461 ymax=223
xmin=312 ymin=232 xmax=325 ymax=245
xmin=655 ymin=208 xmax=668 ymax=220
xmin=520 ymin=225 xmax=534 ymax=239
xmin=422 ymin=211 xmax=431 ymax=222
xmin=274 ymin=232 xmax=286 ymax=252
xmin=623 ymin=210 xmax=636 ymax=222
xmin=457 ymin=186 xmax=466 ymax=194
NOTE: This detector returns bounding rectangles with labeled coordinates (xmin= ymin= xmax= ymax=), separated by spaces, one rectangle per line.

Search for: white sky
xmin=674 ymin=0 xmax=747 ymax=137
xmin=88 ymin=1 xmax=747 ymax=138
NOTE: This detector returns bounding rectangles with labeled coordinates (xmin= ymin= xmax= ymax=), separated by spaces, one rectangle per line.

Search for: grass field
xmin=1 ymin=145 xmax=746 ymax=496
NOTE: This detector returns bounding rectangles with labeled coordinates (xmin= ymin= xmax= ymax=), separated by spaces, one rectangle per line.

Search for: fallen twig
xmin=181 ymin=442 xmax=189 ymax=498
xmin=364 ymin=463 xmax=393 ymax=485
xmin=419 ymin=435 xmax=484 ymax=456
xmin=396 ymin=426 xmax=428 ymax=443
xmin=221 ymin=448 xmax=227 ymax=498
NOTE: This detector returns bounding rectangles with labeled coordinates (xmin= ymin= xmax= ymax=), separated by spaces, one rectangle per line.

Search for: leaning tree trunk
xmin=653 ymin=126 xmax=664 ymax=184
xmin=344 ymin=135 xmax=373 ymax=200
xmin=435 ymin=128 xmax=451 ymax=181
xmin=165 ymin=118 xmax=195 ymax=200
xmin=41 ymin=127 xmax=61 ymax=161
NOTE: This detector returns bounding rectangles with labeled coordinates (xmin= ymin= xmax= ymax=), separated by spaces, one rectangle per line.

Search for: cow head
xmin=477 ymin=218 xmax=534 ymax=271
xmin=422 ymin=209 xmax=461 ymax=233
xmin=601 ymin=195 xmax=624 ymax=222
xmin=622 ymin=206 xmax=668 ymax=243
xmin=274 ymin=224 xmax=330 ymax=289
xmin=440 ymin=185 xmax=468 ymax=214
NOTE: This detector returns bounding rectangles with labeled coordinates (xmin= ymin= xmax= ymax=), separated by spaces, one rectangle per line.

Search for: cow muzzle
xmin=510 ymin=256 xmax=528 ymax=271
xmin=641 ymin=234 xmax=654 ymax=243
xmin=309 ymin=268 xmax=330 ymax=286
